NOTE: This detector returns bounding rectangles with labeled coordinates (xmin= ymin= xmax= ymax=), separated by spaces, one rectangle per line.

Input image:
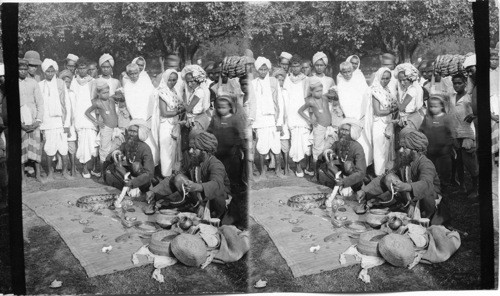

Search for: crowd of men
xmin=3 ymin=43 xmax=498 ymax=224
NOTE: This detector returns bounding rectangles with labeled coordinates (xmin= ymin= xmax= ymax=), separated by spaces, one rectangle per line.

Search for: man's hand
xmin=98 ymin=121 xmax=106 ymax=129
xmin=393 ymin=180 xmax=411 ymax=193
xmin=146 ymin=191 xmax=155 ymax=204
xmin=184 ymin=180 xmax=203 ymax=193
xmin=21 ymin=124 xmax=31 ymax=132
xmin=464 ymin=114 xmax=476 ymax=123
xmin=323 ymin=149 xmax=334 ymax=162
xmin=31 ymin=121 xmax=40 ymax=130
xmin=335 ymin=177 xmax=344 ymax=187
xmin=492 ymin=113 xmax=499 ymax=123
xmin=64 ymin=127 xmax=71 ymax=138
xmin=356 ymin=190 xmax=366 ymax=203
xmin=112 ymin=150 xmax=124 ymax=164
xmin=276 ymin=126 xmax=283 ymax=134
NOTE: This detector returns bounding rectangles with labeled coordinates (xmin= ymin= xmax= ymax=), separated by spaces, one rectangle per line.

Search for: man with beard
xmin=357 ymin=128 xmax=446 ymax=224
xmin=319 ymin=118 xmax=366 ymax=193
xmin=145 ymin=131 xmax=231 ymax=220
xmin=103 ymin=119 xmax=154 ymax=196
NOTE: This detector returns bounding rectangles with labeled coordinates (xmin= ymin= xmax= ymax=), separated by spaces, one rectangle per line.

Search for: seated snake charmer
xmin=358 ymin=128 xmax=448 ymax=225
xmin=102 ymin=119 xmax=155 ymax=196
xmin=318 ymin=117 xmax=367 ymax=195
xmin=145 ymin=131 xmax=231 ymax=220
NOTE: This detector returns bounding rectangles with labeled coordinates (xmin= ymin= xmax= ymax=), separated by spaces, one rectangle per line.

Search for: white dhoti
xmin=76 ymin=128 xmax=97 ymax=164
xmin=289 ymin=126 xmax=312 ymax=163
xmin=43 ymin=128 xmax=68 ymax=156
xmin=256 ymin=126 xmax=281 ymax=155
xmin=312 ymin=125 xmax=327 ymax=161
xmin=372 ymin=120 xmax=391 ymax=176
xmin=159 ymin=119 xmax=178 ymax=177
xmin=98 ymin=126 xmax=124 ymax=162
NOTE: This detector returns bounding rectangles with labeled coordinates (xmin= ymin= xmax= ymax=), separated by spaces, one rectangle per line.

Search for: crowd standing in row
xmin=6 ymin=43 xmax=499 ymax=224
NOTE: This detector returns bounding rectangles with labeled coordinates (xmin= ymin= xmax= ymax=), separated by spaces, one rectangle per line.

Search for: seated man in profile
xmin=145 ymin=131 xmax=231 ymax=221
xmin=357 ymin=128 xmax=447 ymax=224
xmin=318 ymin=118 xmax=367 ymax=195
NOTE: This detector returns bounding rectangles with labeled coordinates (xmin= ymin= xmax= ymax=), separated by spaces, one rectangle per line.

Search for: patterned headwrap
xmin=272 ymin=67 xmax=287 ymax=78
xmin=59 ymin=69 xmax=73 ymax=80
xmin=395 ymin=63 xmax=419 ymax=82
xmin=181 ymin=64 xmax=206 ymax=83
xmin=128 ymin=119 xmax=150 ymax=142
xmin=399 ymin=128 xmax=428 ymax=153
xmin=189 ymin=131 xmax=218 ymax=153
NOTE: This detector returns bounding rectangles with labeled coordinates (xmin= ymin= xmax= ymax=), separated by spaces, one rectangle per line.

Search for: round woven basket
xmin=378 ymin=233 xmax=415 ymax=267
xmin=149 ymin=230 xmax=179 ymax=257
xmin=357 ymin=230 xmax=387 ymax=257
xmin=170 ymin=233 xmax=208 ymax=267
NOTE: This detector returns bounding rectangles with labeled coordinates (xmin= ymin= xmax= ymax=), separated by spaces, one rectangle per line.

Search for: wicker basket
xmin=148 ymin=230 xmax=179 ymax=257
xmin=378 ymin=233 xmax=415 ymax=267
xmin=357 ymin=230 xmax=387 ymax=257
xmin=170 ymin=233 xmax=208 ymax=267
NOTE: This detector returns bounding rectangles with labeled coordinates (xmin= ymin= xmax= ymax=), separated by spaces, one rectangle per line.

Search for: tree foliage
xmin=18 ymin=2 xmax=246 ymax=67
xmin=246 ymin=0 xmax=482 ymax=65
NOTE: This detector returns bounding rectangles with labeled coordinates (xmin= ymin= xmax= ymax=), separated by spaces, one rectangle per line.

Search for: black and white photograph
xmin=0 ymin=0 xmax=498 ymax=295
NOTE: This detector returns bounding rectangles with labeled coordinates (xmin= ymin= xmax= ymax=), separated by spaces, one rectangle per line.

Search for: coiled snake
xmin=76 ymin=194 xmax=116 ymax=210
xmin=287 ymin=193 xmax=328 ymax=210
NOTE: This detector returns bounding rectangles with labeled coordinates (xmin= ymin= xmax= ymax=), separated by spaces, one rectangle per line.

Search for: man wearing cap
xmin=19 ymin=59 xmax=44 ymax=186
xmin=279 ymin=52 xmax=292 ymax=73
xmin=145 ymin=131 xmax=231 ymax=220
xmin=103 ymin=119 xmax=155 ymax=195
xmin=311 ymin=52 xmax=335 ymax=95
xmin=358 ymin=128 xmax=445 ymax=224
xmin=24 ymin=50 xmax=42 ymax=82
xmin=64 ymin=54 xmax=79 ymax=76
xmin=320 ymin=118 xmax=367 ymax=195
xmin=39 ymin=58 xmax=72 ymax=181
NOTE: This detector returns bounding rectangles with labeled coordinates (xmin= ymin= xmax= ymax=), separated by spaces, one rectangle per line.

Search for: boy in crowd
xmin=273 ymin=68 xmax=291 ymax=176
xmin=88 ymin=61 xmax=99 ymax=79
xmin=448 ymin=73 xmax=478 ymax=199
xmin=298 ymin=78 xmax=332 ymax=178
xmin=85 ymin=79 xmax=123 ymax=178
xmin=39 ymin=59 xmax=73 ymax=181
xmin=284 ymin=54 xmax=311 ymax=177
xmin=71 ymin=58 xmax=98 ymax=178
xmin=301 ymin=60 xmax=312 ymax=77
xmin=19 ymin=59 xmax=44 ymax=186
xmin=59 ymin=69 xmax=78 ymax=177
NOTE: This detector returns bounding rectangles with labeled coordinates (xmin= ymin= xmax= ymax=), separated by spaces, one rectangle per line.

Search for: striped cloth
xmin=21 ymin=128 xmax=42 ymax=163
xmin=493 ymin=121 xmax=499 ymax=154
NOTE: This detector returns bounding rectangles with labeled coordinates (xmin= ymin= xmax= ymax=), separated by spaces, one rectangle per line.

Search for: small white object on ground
xmin=50 ymin=279 xmax=62 ymax=288
xmin=254 ymin=279 xmax=267 ymax=288
xmin=309 ymin=245 xmax=320 ymax=253
xmin=101 ymin=245 xmax=112 ymax=253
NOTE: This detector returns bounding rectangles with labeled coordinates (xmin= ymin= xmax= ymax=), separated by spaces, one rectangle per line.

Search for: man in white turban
xmin=279 ymin=52 xmax=293 ymax=72
xmin=311 ymin=51 xmax=335 ymax=95
xmin=251 ymin=56 xmax=284 ymax=180
xmin=39 ymin=58 xmax=73 ymax=181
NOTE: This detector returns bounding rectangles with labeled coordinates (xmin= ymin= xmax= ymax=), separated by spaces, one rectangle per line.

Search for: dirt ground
xmin=18 ymin=172 xmax=248 ymax=295
xmin=247 ymin=166 xmax=499 ymax=293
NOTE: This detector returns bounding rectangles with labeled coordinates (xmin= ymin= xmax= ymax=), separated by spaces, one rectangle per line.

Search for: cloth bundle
xmin=222 ymin=56 xmax=247 ymax=78
xmin=434 ymin=52 xmax=474 ymax=77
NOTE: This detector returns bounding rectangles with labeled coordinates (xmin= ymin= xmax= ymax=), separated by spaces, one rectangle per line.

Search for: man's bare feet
xmin=63 ymin=172 xmax=74 ymax=180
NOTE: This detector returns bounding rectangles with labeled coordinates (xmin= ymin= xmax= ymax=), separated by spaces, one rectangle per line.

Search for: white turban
xmin=280 ymin=52 xmax=292 ymax=60
xmin=463 ymin=54 xmax=476 ymax=68
xmin=0 ymin=64 xmax=4 ymax=76
xmin=128 ymin=119 xmax=150 ymax=142
xmin=254 ymin=57 xmax=271 ymax=71
xmin=41 ymin=58 xmax=59 ymax=72
xmin=312 ymin=52 xmax=328 ymax=65
xmin=66 ymin=54 xmax=79 ymax=62
xmin=341 ymin=117 xmax=363 ymax=141
xmin=99 ymin=53 xmax=114 ymax=67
